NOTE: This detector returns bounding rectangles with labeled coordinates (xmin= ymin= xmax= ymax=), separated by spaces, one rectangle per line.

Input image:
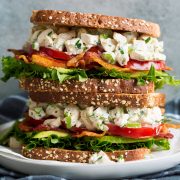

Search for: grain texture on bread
xmin=31 ymin=10 xmax=160 ymax=37
xmin=29 ymin=92 xmax=165 ymax=107
xmin=22 ymin=146 xmax=150 ymax=163
xmin=19 ymin=78 xmax=154 ymax=94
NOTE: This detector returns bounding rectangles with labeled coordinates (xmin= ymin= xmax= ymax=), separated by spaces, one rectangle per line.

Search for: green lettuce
xmin=1 ymin=56 xmax=87 ymax=83
xmin=1 ymin=56 xmax=180 ymax=89
xmin=0 ymin=121 xmax=170 ymax=151
xmin=89 ymin=66 xmax=180 ymax=89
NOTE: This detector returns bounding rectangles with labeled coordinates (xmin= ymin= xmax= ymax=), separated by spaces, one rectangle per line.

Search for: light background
xmin=0 ymin=0 xmax=179 ymax=101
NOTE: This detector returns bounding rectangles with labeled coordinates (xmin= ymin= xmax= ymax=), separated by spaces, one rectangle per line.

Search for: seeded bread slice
xmin=29 ymin=92 xmax=165 ymax=108
xmin=19 ymin=78 xmax=154 ymax=94
xmin=31 ymin=10 xmax=160 ymax=37
xmin=22 ymin=146 xmax=150 ymax=163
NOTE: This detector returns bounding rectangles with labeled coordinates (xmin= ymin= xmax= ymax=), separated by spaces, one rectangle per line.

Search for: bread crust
xmin=31 ymin=10 xmax=160 ymax=37
xmin=22 ymin=146 xmax=150 ymax=163
xmin=19 ymin=78 xmax=154 ymax=94
xmin=29 ymin=92 xmax=165 ymax=107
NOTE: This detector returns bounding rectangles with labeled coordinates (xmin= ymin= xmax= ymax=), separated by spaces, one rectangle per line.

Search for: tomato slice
xmin=39 ymin=47 xmax=71 ymax=60
xmin=33 ymin=124 xmax=61 ymax=131
xmin=107 ymin=124 xmax=162 ymax=139
xmin=18 ymin=122 xmax=33 ymax=132
xmin=25 ymin=118 xmax=45 ymax=127
xmin=25 ymin=115 xmax=56 ymax=127
xmin=125 ymin=59 xmax=166 ymax=70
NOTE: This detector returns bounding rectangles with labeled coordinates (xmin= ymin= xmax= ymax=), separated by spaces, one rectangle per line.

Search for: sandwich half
xmin=1 ymin=10 xmax=180 ymax=164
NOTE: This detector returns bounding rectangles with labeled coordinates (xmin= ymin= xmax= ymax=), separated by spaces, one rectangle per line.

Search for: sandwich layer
xmin=29 ymin=92 xmax=165 ymax=107
xmin=22 ymin=146 xmax=150 ymax=163
xmin=1 ymin=10 xmax=179 ymax=165
xmin=27 ymin=99 xmax=164 ymax=131
xmin=31 ymin=10 xmax=160 ymax=37
xmin=20 ymin=78 xmax=154 ymax=94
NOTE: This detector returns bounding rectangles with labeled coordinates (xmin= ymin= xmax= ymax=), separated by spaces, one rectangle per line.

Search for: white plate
xmin=0 ymin=120 xmax=180 ymax=179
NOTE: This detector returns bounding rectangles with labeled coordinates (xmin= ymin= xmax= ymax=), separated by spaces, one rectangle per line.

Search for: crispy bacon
xmin=18 ymin=118 xmax=177 ymax=140
xmin=31 ymin=54 xmax=67 ymax=68
xmin=9 ymin=46 xmax=172 ymax=71
xmin=8 ymin=49 xmax=27 ymax=55
xmin=156 ymin=133 xmax=174 ymax=139
xmin=18 ymin=121 xmax=62 ymax=132
xmin=84 ymin=52 xmax=131 ymax=72
xmin=16 ymin=55 xmax=30 ymax=63
xmin=33 ymin=124 xmax=61 ymax=131
xmin=66 ymin=53 xmax=85 ymax=67
xmin=72 ymin=130 xmax=106 ymax=138
xmin=160 ymin=124 xmax=169 ymax=134
xmin=164 ymin=123 xmax=180 ymax=129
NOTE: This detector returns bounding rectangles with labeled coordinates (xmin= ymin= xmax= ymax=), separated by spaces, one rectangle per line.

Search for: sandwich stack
xmin=1 ymin=10 xmax=180 ymax=163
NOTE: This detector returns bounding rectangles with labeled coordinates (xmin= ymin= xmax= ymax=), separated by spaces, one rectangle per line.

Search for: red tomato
xmin=125 ymin=59 xmax=166 ymax=70
xmin=18 ymin=122 xmax=33 ymax=132
xmin=25 ymin=118 xmax=45 ymax=127
xmin=39 ymin=47 xmax=71 ymax=60
xmin=33 ymin=124 xmax=51 ymax=131
xmin=25 ymin=116 xmax=56 ymax=127
xmin=107 ymin=124 xmax=162 ymax=139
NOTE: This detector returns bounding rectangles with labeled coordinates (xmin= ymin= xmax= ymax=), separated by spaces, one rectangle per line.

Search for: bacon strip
xmin=164 ymin=123 xmax=180 ymax=129
xmin=66 ymin=53 xmax=85 ymax=67
xmin=73 ymin=131 xmax=106 ymax=138
xmin=84 ymin=52 xmax=131 ymax=72
xmin=17 ymin=55 xmax=30 ymax=63
xmin=9 ymin=47 xmax=172 ymax=72
xmin=156 ymin=133 xmax=174 ymax=139
xmin=8 ymin=49 xmax=27 ymax=55
xmin=31 ymin=54 xmax=66 ymax=68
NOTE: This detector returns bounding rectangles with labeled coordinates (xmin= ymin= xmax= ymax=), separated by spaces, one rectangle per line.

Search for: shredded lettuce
xmin=1 ymin=56 xmax=180 ymax=89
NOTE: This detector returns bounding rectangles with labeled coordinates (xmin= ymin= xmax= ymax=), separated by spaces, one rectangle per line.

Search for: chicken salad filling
xmin=28 ymin=99 xmax=163 ymax=131
xmin=27 ymin=26 xmax=166 ymax=67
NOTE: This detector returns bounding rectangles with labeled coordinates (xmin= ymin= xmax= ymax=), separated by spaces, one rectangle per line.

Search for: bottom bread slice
xmin=22 ymin=146 xmax=150 ymax=163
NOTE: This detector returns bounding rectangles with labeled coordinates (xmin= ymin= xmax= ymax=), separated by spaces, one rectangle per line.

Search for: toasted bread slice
xmin=31 ymin=10 xmax=160 ymax=37
xmin=22 ymin=146 xmax=150 ymax=163
xmin=29 ymin=92 xmax=165 ymax=107
xmin=19 ymin=78 xmax=154 ymax=94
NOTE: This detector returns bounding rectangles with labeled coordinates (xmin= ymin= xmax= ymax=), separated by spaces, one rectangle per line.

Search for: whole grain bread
xmin=29 ymin=92 xmax=165 ymax=107
xmin=31 ymin=10 xmax=160 ymax=37
xmin=22 ymin=146 xmax=150 ymax=163
xmin=19 ymin=78 xmax=154 ymax=94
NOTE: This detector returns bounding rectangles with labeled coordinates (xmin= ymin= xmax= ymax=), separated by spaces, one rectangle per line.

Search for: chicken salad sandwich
xmin=1 ymin=10 xmax=180 ymax=164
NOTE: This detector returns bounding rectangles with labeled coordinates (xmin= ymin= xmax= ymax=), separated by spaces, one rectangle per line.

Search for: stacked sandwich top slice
xmin=2 ymin=10 xmax=179 ymax=88
xmin=1 ymin=10 xmax=179 ymax=163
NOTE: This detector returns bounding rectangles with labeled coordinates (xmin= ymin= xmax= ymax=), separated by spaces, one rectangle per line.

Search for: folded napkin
xmin=0 ymin=93 xmax=180 ymax=180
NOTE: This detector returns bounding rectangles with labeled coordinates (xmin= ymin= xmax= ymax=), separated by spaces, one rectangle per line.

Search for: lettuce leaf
xmin=89 ymin=66 xmax=180 ymax=89
xmin=0 ymin=121 xmax=170 ymax=151
xmin=1 ymin=56 xmax=180 ymax=89
xmin=19 ymin=132 xmax=170 ymax=152
xmin=1 ymin=56 xmax=87 ymax=83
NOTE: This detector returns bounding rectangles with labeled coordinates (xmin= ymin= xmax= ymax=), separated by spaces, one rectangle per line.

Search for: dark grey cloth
xmin=0 ymin=93 xmax=180 ymax=180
